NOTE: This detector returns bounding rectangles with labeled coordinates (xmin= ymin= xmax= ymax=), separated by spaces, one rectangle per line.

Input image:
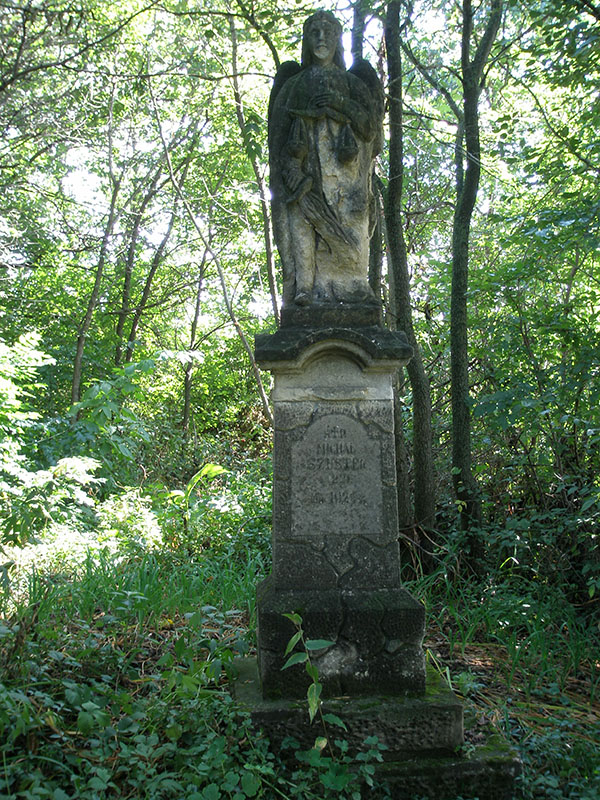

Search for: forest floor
xmin=1 ymin=504 xmax=599 ymax=799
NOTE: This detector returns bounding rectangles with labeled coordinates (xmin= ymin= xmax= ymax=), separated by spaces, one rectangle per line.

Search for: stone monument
xmin=234 ymin=11 xmax=520 ymax=799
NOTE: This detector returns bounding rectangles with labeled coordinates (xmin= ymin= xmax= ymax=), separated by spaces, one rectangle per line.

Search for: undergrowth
xmin=1 ymin=463 xmax=599 ymax=799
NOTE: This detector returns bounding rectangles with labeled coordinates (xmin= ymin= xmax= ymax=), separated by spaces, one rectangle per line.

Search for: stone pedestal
xmin=234 ymin=658 xmax=521 ymax=800
xmin=242 ymin=316 xmax=521 ymax=799
xmin=254 ymin=323 xmax=425 ymax=698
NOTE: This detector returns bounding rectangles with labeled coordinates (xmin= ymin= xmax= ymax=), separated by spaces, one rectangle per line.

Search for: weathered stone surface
xmin=269 ymin=356 xmax=403 ymax=592
xmin=376 ymin=743 xmax=522 ymax=800
xmin=233 ymin=659 xmax=521 ymax=799
xmin=256 ymin=577 xmax=426 ymax=698
xmin=255 ymin=332 xmax=427 ymax=696
xmin=254 ymin=326 xmax=412 ymax=365
xmin=280 ymin=302 xmax=381 ymax=329
xmin=235 ymin=659 xmax=461 ymax=756
xmin=271 ymin=541 xmax=336 ymax=589
xmin=290 ymin=413 xmax=382 ymax=536
xmin=271 ymin=404 xmax=402 ymax=587
xmin=268 ymin=12 xmax=385 ymax=310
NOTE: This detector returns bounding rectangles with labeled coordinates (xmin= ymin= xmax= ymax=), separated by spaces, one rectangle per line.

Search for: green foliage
xmin=281 ymin=612 xmax=334 ymax=724
xmin=96 ymin=488 xmax=162 ymax=554
xmin=516 ymin=721 xmax=600 ymax=800
xmin=0 ymin=529 xmax=386 ymax=800
xmin=280 ymin=613 xmax=388 ymax=797
xmin=69 ymin=360 xmax=155 ymax=480
xmin=282 ymin=734 xmax=389 ymax=800
xmin=0 ymin=336 xmax=103 ymax=573
xmin=0 ymin=333 xmax=54 ymax=441
xmin=2 ymin=456 xmax=102 ymax=546
xmin=153 ymin=457 xmax=272 ymax=563
xmin=1 ymin=3 xmax=600 ymax=797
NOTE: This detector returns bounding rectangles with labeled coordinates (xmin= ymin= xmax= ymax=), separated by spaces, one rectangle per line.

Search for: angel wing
xmin=268 ymin=61 xmax=302 ymax=137
xmin=348 ymin=58 xmax=385 ymax=154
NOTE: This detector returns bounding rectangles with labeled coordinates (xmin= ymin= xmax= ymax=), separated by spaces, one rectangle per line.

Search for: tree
xmin=384 ymin=1 xmax=437 ymax=540
xmin=450 ymin=0 xmax=502 ymax=535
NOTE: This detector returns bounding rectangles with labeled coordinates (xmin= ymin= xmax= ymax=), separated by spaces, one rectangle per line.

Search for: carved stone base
xmin=233 ymin=659 xmax=521 ymax=800
xmin=279 ymin=301 xmax=382 ymax=329
xmin=257 ymin=576 xmax=426 ymax=698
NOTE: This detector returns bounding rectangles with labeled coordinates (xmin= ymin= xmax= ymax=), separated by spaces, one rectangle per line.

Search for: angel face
xmin=306 ymin=17 xmax=338 ymax=66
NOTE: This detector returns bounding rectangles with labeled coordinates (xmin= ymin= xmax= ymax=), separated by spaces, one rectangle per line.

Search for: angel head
xmin=301 ymin=11 xmax=345 ymax=69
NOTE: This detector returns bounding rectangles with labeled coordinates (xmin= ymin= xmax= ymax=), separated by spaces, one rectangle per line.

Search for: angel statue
xmin=268 ymin=10 xmax=384 ymax=310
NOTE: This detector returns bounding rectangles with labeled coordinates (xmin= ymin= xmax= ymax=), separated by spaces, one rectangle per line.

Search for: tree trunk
xmin=229 ymin=15 xmax=280 ymax=325
xmin=115 ymin=169 xmax=163 ymax=366
xmin=369 ymin=175 xmax=384 ymax=303
xmin=183 ymin=252 xmax=207 ymax=438
xmin=451 ymin=0 xmax=502 ymax=535
xmin=385 ymin=1 xmax=437 ymax=535
xmin=351 ymin=0 xmax=367 ymax=61
xmin=71 ymin=175 xmax=120 ymax=404
xmin=124 ymin=206 xmax=177 ymax=363
xmin=394 ymin=374 xmax=412 ymax=530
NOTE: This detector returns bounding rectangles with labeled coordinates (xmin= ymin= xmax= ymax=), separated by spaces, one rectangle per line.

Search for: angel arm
xmin=294 ymin=60 xmax=383 ymax=142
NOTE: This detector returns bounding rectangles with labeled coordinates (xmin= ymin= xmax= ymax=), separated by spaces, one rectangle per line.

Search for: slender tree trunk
xmin=71 ymin=175 xmax=120 ymax=404
xmin=124 ymin=206 xmax=178 ymax=363
xmin=351 ymin=0 xmax=367 ymax=61
xmin=369 ymin=176 xmax=384 ymax=302
xmin=394 ymin=374 xmax=412 ymax=530
xmin=115 ymin=170 xmax=162 ymax=366
xmin=385 ymin=2 xmax=436 ymax=534
xmin=452 ymin=0 xmax=502 ymax=535
xmin=352 ymin=2 xmax=383 ymax=305
xmin=183 ymin=251 xmax=207 ymax=438
xmin=229 ymin=15 xmax=280 ymax=325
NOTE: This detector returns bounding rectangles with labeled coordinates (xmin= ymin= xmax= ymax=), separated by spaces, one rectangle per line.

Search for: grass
xmin=412 ymin=570 xmax=600 ymax=800
xmin=1 ymin=471 xmax=599 ymax=799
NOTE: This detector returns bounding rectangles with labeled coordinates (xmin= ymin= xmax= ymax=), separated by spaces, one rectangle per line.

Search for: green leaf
xmin=284 ymin=630 xmax=303 ymax=656
xmin=77 ymin=710 xmax=94 ymax=734
xmin=282 ymin=612 xmax=302 ymax=626
xmin=157 ymin=652 xmax=174 ymax=668
xmin=88 ymin=776 xmax=109 ymax=790
xmin=199 ymin=462 xmax=226 ymax=481
xmin=241 ymin=771 xmax=261 ymax=796
xmin=305 ymin=661 xmax=319 ymax=682
xmin=307 ymin=681 xmax=322 ymax=722
xmin=165 ymin=722 xmax=183 ymax=740
xmin=116 ymin=441 xmax=134 ymax=460
xmin=207 ymin=658 xmax=222 ymax=681
xmin=581 ymin=496 xmax=597 ymax=512
xmin=305 ymin=639 xmax=334 ymax=651
xmin=281 ymin=651 xmax=307 ymax=670
xmin=322 ymin=713 xmax=347 ymax=730
xmin=184 ymin=463 xmax=225 ymax=503
xmin=202 ymin=785 xmax=220 ymax=800
xmin=174 ymin=636 xmax=187 ymax=659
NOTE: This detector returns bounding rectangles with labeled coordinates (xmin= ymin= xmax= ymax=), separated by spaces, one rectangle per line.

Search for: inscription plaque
xmin=291 ymin=414 xmax=382 ymax=538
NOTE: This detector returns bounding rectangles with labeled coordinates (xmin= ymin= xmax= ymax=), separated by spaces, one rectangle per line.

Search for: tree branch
xmin=147 ymin=74 xmax=273 ymax=426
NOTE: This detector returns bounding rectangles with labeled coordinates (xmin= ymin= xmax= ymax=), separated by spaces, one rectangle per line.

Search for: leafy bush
xmin=96 ymin=488 xmax=162 ymax=554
